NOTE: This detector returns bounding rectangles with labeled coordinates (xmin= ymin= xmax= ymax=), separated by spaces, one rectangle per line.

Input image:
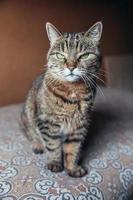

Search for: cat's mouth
xmin=66 ymin=72 xmax=79 ymax=77
xmin=65 ymin=73 xmax=80 ymax=82
xmin=67 ymin=73 xmax=75 ymax=77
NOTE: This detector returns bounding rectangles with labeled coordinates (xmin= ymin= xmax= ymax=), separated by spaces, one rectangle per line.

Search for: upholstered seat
xmin=0 ymin=88 xmax=133 ymax=200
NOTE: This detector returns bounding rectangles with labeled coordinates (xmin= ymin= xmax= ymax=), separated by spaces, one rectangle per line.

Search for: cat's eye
xmin=80 ymin=53 xmax=90 ymax=60
xmin=56 ymin=53 xmax=65 ymax=60
xmin=79 ymin=53 xmax=96 ymax=60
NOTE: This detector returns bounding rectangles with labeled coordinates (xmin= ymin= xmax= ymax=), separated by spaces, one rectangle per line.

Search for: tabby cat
xmin=21 ymin=21 xmax=103 ymax=177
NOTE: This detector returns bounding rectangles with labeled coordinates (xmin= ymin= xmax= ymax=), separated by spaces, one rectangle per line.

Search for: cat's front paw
xmin=67 ymin=166 xmax=87 ymax=177
xmin=32 ymin=140 xmax=44 ymax=154
xmin=48 ymin=161 xmax=64 ymax=172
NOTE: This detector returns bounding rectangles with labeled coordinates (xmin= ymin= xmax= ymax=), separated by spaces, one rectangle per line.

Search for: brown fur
xmin=21 ymin=72 xmax=91 ymax=177
xmin=21 ymin=22 xmax=103 ymax=177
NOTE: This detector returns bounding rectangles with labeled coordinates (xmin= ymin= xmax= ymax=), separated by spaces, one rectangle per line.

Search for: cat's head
xmin=46 ymin=22 xmax=103 ymax=83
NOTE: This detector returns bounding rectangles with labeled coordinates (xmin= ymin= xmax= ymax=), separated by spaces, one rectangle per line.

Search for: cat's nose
xmin=66 ymin=60 xmax=77 ymax=71
xmin=69 ymin=67 xmax=75 ymax=72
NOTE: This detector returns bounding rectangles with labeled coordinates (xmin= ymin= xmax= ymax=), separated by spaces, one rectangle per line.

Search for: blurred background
xmin=0 ymin=0 xmax=133 ymax=106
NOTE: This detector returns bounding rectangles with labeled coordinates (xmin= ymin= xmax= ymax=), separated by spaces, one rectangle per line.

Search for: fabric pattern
xmin=0 ymin=88 xmax=133 ymax=199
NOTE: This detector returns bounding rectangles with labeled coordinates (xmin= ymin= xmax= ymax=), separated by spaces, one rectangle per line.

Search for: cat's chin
xmin=65 ymin=75 xmax=80 ymax=83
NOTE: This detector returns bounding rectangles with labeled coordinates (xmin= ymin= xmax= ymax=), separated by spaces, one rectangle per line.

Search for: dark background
xmin=0 ymin=0 xmax=133 ymax=106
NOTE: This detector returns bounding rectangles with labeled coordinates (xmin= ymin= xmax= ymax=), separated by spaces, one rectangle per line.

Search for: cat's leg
xmin=63 ymin=130 xmax=87 ymax=177
xmin=37 ymin=118 xmax=63 ymax=172
xmin=31 ymin=133 xmax=45 ymax=154
xmin=21 ymin=110 xmax=45 ymax=154
xmin=20 ymin=89 xmax=45 ymax=154
xmin=47 ymin=139 xmax=63 ymax=172
xmin=63 ymin=142 xmax=87 ymax=177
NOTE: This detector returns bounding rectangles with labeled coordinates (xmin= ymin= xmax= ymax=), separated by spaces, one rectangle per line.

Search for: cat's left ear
xmin=46 ymin=22 xmax=62 ymax=45
xmin=84 ymin=21 xmax=103 ymax=44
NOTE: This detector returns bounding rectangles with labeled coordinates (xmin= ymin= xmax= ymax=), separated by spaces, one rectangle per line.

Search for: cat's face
xmin=46 ymin=22 xmax=103 ymax=83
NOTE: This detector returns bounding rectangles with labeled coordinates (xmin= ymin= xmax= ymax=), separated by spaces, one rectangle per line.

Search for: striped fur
xmin=21 ymin=22 xmax=103 ymax=177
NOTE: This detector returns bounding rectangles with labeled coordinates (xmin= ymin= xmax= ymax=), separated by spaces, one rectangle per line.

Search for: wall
xmin=0 ymin=0 xmax=132 ymax=106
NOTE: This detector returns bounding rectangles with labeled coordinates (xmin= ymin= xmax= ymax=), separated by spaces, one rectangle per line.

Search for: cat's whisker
xmin=80 ymin=74 xmax=89 ymax=88
xmin=81 ymin=74 xmax=94 ymax=99
xmin=99 ymin=69 xmax=109 ymax=75
xmin=88 ymin=76 xmax=105 ymax=98
xmin=84 ymin=75 xmax=96 ymax=89
xmin=80 ymin=69 xmax=106 ymax=78
xmin=89 ymin=73 xmax=105 ymax=84
xmin=87 ymin=76 xmax=101 ymax=95
xmin=80 ymin=69 xmax=105 ymax=98
xmin=94 ymin=72 xmax=106 ymax=77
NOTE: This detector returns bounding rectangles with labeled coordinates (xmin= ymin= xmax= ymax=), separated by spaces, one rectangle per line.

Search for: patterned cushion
xmin=0 ymin=88 xmax=133 ymax=200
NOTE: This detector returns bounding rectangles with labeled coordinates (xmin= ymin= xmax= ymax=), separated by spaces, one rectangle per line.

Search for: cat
xmin=21 ymin=21 xmax=103 ymax=177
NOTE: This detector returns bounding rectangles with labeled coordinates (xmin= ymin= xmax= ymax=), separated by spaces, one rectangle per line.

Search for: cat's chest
xmin=38 ymin=84 xmax=91 ymax=119
xmin=53 ymin=88 xmax=90 ymax=113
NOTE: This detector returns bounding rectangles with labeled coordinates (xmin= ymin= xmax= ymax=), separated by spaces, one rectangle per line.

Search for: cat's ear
xmin=46 ymin=22 xmax=62 ymax=45
xmin=84 ymin=21 xmax=103 ymax=44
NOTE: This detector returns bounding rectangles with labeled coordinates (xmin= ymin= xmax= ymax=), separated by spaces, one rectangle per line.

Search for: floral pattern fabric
xmin=0 ymin=88 xmax=133 ymax=199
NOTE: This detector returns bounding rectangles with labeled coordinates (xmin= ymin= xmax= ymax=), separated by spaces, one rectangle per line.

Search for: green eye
xmin=56 ymin=53 xmax=65 ymax=60
xmin=80 ymin=53 xmax=90 ymax=60
xmin=80 ymin=53 xmax=96 ymax=60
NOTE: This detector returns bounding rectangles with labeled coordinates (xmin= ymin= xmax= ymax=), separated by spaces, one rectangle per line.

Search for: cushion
xmin=0 ymin=88 xmax=133 ymax=200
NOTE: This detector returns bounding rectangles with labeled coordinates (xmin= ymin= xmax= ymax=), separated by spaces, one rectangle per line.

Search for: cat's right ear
xmin=46 ymin=22 xmax=62 ymax=45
